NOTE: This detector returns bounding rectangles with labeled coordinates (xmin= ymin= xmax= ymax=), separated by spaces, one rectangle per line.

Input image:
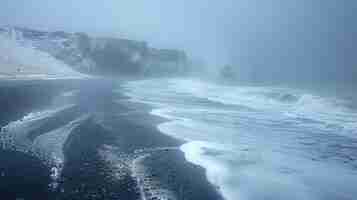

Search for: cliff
xmin=0 ymin=26 xmax=189 ymax=76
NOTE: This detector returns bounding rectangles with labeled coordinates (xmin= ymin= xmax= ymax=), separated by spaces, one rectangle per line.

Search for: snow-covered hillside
xmin=0 ymin=26 xmax=189 ymax=77
xmin=0 ymin=27 xmax=86 ymax=80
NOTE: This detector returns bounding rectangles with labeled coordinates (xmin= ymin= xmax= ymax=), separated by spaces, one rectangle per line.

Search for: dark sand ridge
xmin=0 ymin=79 xmax=223 ymax=200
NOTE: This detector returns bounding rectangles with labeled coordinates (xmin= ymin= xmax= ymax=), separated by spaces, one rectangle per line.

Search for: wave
xmin=125 ymin=78 xmax=357 ymax=138
xmin=123 ymin=78 xmax=357 ymax=200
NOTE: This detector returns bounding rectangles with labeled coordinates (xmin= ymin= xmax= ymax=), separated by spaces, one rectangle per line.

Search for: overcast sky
xmin=1 ymin=0 xmax=356 ymax=82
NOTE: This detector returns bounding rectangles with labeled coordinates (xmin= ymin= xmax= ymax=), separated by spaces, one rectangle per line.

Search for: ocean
xmin=124 ymin=78 xmax=357 ymax=200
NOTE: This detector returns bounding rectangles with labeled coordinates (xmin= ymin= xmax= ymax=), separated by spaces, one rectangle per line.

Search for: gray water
xmin=124 ymin=78 xmax=357 ymax=200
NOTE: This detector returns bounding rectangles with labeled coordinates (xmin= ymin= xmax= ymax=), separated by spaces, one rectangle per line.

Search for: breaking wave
xmin=124 ymin=78 xmax=357 ymax=200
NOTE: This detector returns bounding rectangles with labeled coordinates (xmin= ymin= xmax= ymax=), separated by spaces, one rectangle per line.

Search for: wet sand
xmin=0 ymin=79 xmax=223 ymax=200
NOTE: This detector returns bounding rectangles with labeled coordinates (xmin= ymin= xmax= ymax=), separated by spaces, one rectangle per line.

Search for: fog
xmin=1 ymin=2 xmax=357 ymax=199
xmin=1 ymin=0 xmax=356 ymax=84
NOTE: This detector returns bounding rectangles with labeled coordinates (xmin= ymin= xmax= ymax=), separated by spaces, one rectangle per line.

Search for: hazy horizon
xmin=1 ymin=0 xmax=356 ymax=83
xmin=1 ymin=2 xmax=357 ymax=199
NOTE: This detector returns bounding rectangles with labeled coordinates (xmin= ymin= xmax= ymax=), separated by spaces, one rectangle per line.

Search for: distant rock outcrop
xmin=220 ymin=65 xmax=238 ymax=81
xmin=0 ymin=26 xmax=190 ymax=76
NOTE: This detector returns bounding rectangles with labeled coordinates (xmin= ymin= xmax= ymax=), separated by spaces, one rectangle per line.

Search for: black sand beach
xmin=0 ymin=79 xmax=223 ymax=200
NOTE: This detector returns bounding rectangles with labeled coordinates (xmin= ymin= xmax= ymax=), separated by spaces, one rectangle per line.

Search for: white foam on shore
xmin=0 ymin=104 xmax=86 ymax=189
xmin=132 ymin=154 xmax=177 ymax=200
xmin=33 ymin=115 xmax=89 ymax=189
xmin=123 ymin=78 xmax=357 ymax=200
xmin=180 ymin=141 xmax=313 ymax=200
xmin=0 ymin=104 xmax=76 ymax=149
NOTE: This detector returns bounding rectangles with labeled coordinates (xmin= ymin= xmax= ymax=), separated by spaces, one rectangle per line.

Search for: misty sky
xmin=1 ymin=0 xmax=356 ymax=82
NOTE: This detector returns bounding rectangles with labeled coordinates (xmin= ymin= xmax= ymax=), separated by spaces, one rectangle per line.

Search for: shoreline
xmin=122 ymin=83 xmax=225 ymax=200
xmin=0 ymin=78 xmax=224 ymax=200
